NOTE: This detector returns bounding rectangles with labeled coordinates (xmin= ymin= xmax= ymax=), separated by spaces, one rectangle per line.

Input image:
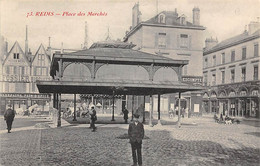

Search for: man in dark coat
xmin=123 ymin=108 xmax=129 ymax=124
xmin=4 ymin=105 xmax=15 ymax=133
xmin=90 ymin=106 xmax=97 ymax=132
xmin=128 ymin=113 xmax=144 ymax=166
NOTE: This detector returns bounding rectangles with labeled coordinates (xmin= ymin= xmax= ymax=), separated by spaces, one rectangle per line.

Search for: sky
xmin=0 ymin=0 xmax=259 ymax=53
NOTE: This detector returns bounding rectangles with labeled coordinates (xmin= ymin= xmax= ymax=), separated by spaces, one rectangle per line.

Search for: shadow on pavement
xmin=1 ymin=124 xmax=259 ymax=166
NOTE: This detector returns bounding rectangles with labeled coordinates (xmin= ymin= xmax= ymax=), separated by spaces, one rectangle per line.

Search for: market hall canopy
xmin=37 ymin=41 xmax=203 ymax=95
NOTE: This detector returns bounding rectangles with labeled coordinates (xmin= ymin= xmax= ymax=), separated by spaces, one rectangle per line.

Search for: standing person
xmin=128 ymin=113 xmax=144 ymax=166
xmin=123 ymin=108 xmax=129 ymax=124
xmin=90 ymin=106 xmax=97 ymax=132
xmin=4 ymin=105 xmax=15 ymax=133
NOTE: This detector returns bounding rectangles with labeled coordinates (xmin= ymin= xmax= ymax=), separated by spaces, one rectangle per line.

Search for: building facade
xmin=0 ymin=40 xmax=52 ymax=114
xmin=202 ymin=21 xmax=260 ymax=118
xmin=123 ymin=3 xmax=205 ymax=116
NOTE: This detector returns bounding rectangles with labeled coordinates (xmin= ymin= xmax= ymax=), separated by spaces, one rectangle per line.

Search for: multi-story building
xmin=123 ymin=3 xmax=205 ymax=115
xmin=202 ymin=21 xmax=260 ymax=118
xmin=0 ymin=27 xmax=52 ymax=114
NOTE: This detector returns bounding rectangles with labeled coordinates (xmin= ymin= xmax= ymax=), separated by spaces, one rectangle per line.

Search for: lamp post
xmin=111 ymin=90 xmax=115 ymax=121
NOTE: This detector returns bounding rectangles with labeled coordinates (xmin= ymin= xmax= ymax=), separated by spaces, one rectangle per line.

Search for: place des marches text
xmin=26 ymin=11 xmax=108 ymax=17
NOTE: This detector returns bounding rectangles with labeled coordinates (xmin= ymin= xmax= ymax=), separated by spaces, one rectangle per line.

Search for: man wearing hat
xmin=90 ymin=106 xmax=97 ymax=132
xmin=4 ymin=105 xmax=15 ymax=133
xmin=128 ymin=113 xmax=144 ymax=166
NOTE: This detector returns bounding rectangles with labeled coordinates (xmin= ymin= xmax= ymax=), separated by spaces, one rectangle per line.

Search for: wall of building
xmin=203 ymin=38 xmax=259 ymax=86
xmin=128 ymin=25 xmax=204 ymax=77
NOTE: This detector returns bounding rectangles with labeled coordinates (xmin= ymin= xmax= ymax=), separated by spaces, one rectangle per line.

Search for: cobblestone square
xmin=0 ymin=116 xmax=259 ymax=166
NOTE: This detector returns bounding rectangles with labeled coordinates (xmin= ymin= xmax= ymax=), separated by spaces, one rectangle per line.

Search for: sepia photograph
xmin=0 ymin=0 xmax=259 ymax=165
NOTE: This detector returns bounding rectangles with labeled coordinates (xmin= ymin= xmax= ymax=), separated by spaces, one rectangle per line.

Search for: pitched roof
xmin=3 ymin=41 xmax=31 ymax=66
xmin=144 ymin=11 xmax=203 ymax=28
xmin=32 ymin=44 xmax=51 ymax=63
xmin=68 ymin=47 xmax=180 ymax=62
xmin=204 ymin=29 xmax=260 ymax=54
xmin=89 ymin=40 xmax=136 ymax=49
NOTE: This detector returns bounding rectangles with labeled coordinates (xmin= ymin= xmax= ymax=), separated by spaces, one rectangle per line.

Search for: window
xmin=5 ymin=82 xmax=9 ymax=92
xmin=13 ymin=66 xmax=17 ymax=75
xmin=159 ymin=15 xmax=165 ymax=23
xmin=36 ymin=67 xmax=41 ymax=75
xmin=13 ymin=53 xmax=19 ymax=59
xmin=204 ymin=58 xmax=208 ymax=68
xmin=180 ymin=34 xmax=189 ymax=48
xmin=212 ymin=73 xmax=216 ymax=86
xmin=32 ymin=83 xmax=36 ymax=92
xmin=221 ymin=71 xmax=225 ymax=84
xmin=33 ymin=67 xmax=37 ymax=76
xmin=213 ymin=55 xmax=216 ymax=66
xmin=204 ymin=73 xmax=208 ymax=86
xmin=231 ymin=69 xmax=235 ymax=83
xmin=254 ymin=43 xmax=259 ymax=57
xmin=38 ymin=54 xmax=45 ymax=60
xmin=182 ymin=65 xmax=187 ymax=75
xmin=221 ymin=53 xmax=225 ymax=64
xmin=5 ymin=66 xmax=10 ymax=74
xmin=42 ymin=68 xmax=47 ymax=76
xmin=158 ymin=33 xmax=166 ymax=48
xmin=180 ymin=17 xmax=186 ymax=25
xmin=19 ymin=66 xmax=25 ymax=75
xmin=241 ymin=67 xmax=246 ymax=82
xmin=231 ymin=51 xmax=235 ymax=62
xmin=242 ymin=47 xmax=246 ymax=60
xmin=254 ymin=65 xmax=258 ymax=80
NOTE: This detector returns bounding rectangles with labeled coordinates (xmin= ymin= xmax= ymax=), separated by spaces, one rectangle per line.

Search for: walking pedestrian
xmin=128 ymin=113 xmax=144 ymax=166
xmin=123 ymin=108 xmax=129 ymax=124
xmin=4 ymin=105 xmax=15 ymax=133
xmin=90 ymin=106 xmax=97 ymax=132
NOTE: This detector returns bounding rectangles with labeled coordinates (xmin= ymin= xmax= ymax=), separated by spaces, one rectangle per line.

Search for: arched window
xmin=159 ymin=14 xmax=165 ymax=23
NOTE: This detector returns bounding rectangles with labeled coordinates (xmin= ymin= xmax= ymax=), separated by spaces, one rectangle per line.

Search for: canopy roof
xmin=37 ymin=79 xmax=203 ymax=95
xmin=39 ymin=41 xmax=203 ymax=95
xmin=50 ymin=47 xmax=188 ymax=77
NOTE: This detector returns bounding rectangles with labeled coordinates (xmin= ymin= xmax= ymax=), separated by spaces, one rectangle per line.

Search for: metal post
xmin=143 ymin=95 xmax=145 ymax=123
xmin=149 ymin=95 xmax=153 ymax=127
xmin=73 ymin=94 xmax=77 ymax=121
xmin=157 ymin=94 xmax=162 ymax=125
xmin=53 ymin=93 xmax=56 ymax=108
xmin=177 ymin=92 xmax=181 ymax=128
xmin=102 ymin=98 xmax=104 ymax=114
xmin=57 ymin=93 xmax=61 ymax=127
xmin=132 ymin=95 xmax=134 ymax=121
xmin=112 ymin=91 xmax=115 ymax=121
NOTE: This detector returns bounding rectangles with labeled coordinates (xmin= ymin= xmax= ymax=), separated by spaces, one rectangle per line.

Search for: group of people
xmin=3 ymin=104 xmax=145 ymax=166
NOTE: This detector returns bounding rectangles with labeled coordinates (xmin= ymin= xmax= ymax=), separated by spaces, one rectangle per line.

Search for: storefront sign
xmin=3 ymin=75 xmax=30 ymax=82
xmin=182 ymin=76 xmax=203 ymax=85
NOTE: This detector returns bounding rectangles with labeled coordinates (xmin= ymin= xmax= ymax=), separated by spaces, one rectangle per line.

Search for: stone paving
xmin=0 ymin=116 xmax=259 ymax=166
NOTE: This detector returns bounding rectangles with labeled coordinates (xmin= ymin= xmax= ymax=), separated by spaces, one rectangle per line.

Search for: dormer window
xmin=13 ymin=53 xmax=19 ymax=59
xmin=179 ymin=15 xmax=187 ymax=25
xmin=158 ymin=14 xmax=165 ymax=23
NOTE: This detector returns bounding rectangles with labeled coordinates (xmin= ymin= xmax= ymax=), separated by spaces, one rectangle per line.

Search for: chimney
xmin=248 ymin=20 xmax=260 ymax=35
xmin=83 ymin=21 xmax=88 ymax=49
xmin=132 ymin=2 xmax=142 ymax=28
xmin=205 ymin=37 xmax=218 ymax=50
xmin=192 ymin=7 xmax=200 ymax=26
xmin=25 ymin=25 xmax=29 ymax=56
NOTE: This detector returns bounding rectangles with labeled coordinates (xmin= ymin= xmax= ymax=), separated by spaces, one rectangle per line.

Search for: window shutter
xmin=166 ymin=34 xmax=171 ymax=49
xmin=177 ymin=35 xmax=180 ymax=48
xmin=189 ymin=35 xmax=192 ymax=49
xmin=155 ymin=33 xmax=158 ymax=48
